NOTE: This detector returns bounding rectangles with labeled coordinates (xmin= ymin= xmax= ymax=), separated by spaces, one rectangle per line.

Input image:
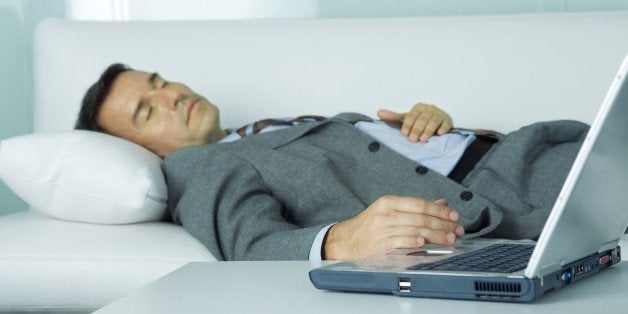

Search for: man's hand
xmin=378 ymin=103 xmax=453 ymax=143
xmin=323 ymin=196 xmax=465 ymax=260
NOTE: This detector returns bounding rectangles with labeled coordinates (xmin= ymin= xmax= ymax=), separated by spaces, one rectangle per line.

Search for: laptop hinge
xmin=599 ymin=239 xmax=619 ymax=253
xmin=538 ymin=261 xmax=562 ymax=278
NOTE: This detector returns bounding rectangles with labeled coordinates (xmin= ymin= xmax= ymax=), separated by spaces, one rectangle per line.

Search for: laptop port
xmin=399 ymin=278 xmax=411 ymax=292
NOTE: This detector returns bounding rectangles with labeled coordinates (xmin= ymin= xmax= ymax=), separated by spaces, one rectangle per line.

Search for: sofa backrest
xmin=34 ymin=12 xmax=628 ymax=133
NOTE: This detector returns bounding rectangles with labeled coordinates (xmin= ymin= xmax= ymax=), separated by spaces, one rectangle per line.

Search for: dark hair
xmin=75 ymin=63 xmax=132 ymax=131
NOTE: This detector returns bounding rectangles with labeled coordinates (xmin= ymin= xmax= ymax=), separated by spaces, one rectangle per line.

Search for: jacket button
xmin=368 ymin=141 xmax=380 ymax=152
xmin=460 ymin=190 xmax=473 ymax=201
xmin=415 ymin=166 xmax=428 ymax=175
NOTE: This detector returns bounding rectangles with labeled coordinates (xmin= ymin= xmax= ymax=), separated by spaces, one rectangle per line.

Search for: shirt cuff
xmin=308 ymin=223 xmax=335 ymax=262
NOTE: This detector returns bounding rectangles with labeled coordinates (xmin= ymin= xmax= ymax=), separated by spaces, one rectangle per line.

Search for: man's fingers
xmin=375 ymin=228 xmax=461 ymax=255
xmin=434 ymin=198 xmax=449 ymax=206
xmin=376 ymin=196 xmax=458 ymax=221
xmin=378 ymin=104 xmax=452 ymax=143
xmin=437 ymin=123 xmax=450 ymax=135
xmin=380 ymin=234 xmax=426 ymax=251
xmin=377 ymin=109 xmax=404 ymax=122
xmin=418 ymin=228 xmax=458 ymax=244
xmin=372 ymin=196 xmax=465 ymax=239
xmin=384 ymin=212 xmax=460 ymax=233
xmin=406 ymin=112 xmax=433 ymax=142
xmin=381 ymin=226 xmax=457 ymax=248
xmin=325 ymin=195 xmax=466 ymax=259
xmin=418 ymin=116 xmax=444 ymax=142
xmin=401 ymin=112 xmax=420 ymax=137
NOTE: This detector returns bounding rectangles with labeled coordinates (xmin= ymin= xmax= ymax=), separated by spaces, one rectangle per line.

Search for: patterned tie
xmin=235 ymin=115 xmax=327 ymax=137
xmin=235 ymin=115 xmax=504 ymax=140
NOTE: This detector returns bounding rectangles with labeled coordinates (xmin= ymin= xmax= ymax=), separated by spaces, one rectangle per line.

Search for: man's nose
xmin=148 ymin=89 xmax=180 ymax=110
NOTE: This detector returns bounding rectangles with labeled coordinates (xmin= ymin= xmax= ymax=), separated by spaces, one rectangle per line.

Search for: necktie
xmin=235 ymin=115 xmax=327 ymax=137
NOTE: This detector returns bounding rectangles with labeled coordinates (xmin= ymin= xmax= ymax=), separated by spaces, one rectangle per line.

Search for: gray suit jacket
xmin=163 ymin=113 xmax=588 ymax=261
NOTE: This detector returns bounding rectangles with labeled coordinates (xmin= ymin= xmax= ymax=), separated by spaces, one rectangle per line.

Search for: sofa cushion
xmin=0 ymin=210 xmax=215 ymax=311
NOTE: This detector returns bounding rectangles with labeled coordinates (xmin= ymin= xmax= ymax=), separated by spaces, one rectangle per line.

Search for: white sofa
xmin=1 ymin=12 xmax=628 ymax=313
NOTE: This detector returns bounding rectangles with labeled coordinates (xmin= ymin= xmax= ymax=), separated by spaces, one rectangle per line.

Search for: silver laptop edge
xmin=526 ymin=54 xmax=628 ymax=278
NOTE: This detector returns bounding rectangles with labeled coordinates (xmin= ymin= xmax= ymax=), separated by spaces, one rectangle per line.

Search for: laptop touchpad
xmin=407 ymin=249 xmax=453 ymax=256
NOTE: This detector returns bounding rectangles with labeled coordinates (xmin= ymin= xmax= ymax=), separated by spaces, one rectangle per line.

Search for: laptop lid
xmin=525 ymin=54 xmax=628 ymax=278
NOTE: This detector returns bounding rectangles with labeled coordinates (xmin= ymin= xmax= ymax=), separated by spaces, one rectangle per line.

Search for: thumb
xmin=377 ymin=109 xmax=404 ymax=121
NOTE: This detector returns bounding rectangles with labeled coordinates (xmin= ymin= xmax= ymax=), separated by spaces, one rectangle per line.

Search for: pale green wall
xmin=318 ymin=0 xmax=628 ymax=18
xmin=0 ymin=0 xmax=29 ymax=216
xmin=0 ymin=0 xmax=64 ymax=216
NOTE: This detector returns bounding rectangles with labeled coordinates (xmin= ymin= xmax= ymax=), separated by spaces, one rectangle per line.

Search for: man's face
xmin=97 ymin=71 xmax=224 ymax=158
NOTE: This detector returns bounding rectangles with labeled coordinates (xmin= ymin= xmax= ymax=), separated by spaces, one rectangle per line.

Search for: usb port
xmin=399 ymin=278 xmax=411 ymax=292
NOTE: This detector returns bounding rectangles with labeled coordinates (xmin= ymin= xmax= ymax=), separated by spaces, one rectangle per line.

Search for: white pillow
xmin=0 ymin=130 xmax=167 ymax=224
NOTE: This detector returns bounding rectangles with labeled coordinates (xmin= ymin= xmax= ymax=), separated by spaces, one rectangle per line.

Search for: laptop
xmin=309 ymin=54 xmax=628 ymax=302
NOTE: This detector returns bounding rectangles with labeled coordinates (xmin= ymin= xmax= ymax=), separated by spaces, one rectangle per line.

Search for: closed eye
xmin=156 ymin=74 xmax=169 ymax=88
xmin=146 ymin=106 xmax=153 ymax=121
xmin=151 ymin=73 xmax=169 ymax=89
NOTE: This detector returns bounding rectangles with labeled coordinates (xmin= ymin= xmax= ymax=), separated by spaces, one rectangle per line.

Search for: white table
xmin=95 ymin=260 xmax=628 ymax=313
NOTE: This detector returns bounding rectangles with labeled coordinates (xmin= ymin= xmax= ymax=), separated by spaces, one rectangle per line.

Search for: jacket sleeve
xmin=163 ymin=144 xmax=325 ymax=261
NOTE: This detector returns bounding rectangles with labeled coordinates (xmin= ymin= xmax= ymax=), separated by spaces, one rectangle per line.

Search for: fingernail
xmin=455 ymin=225 xmax=465 ymax=237
xmin=449 ymin=211 xmax=459 ymax=221
xmin=446 ymin=232 xmax=456 ymax=244
xmin=409 ymin=134 xmax=418 ymax=142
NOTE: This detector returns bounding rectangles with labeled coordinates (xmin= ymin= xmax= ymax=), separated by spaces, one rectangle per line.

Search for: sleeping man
xmin=75 ymin=63 xmax=588 ymax=261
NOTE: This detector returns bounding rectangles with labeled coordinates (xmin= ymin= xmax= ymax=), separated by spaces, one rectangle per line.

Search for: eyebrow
xmin=132 ymin=72 xmax=160 ymax=124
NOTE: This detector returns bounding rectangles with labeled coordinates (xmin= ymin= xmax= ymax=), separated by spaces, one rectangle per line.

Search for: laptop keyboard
xmin=407 ymin=243 xmax=535 ymax=273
